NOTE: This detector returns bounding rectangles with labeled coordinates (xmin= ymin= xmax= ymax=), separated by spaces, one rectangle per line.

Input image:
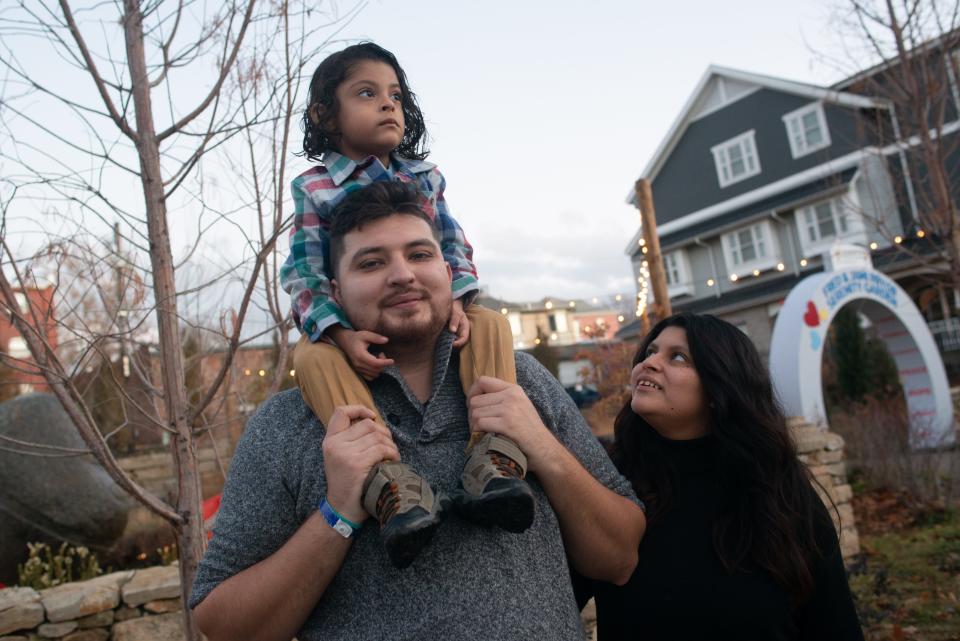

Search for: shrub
xmin=17 ymin=542 xmax=103 ymax=590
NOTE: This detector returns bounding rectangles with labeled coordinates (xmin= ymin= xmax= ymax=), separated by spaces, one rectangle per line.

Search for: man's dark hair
xmin=328 ymin=182 xmax=439 ymax=276
xmin=301 ymin=42 xmax=429 ymax=162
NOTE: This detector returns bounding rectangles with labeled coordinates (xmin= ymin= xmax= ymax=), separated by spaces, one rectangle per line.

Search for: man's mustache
xmin=379 ymin=288 xmax=430 ymax=308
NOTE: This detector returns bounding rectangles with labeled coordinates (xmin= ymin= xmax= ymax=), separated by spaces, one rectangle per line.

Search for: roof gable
xmin=627 ymin=66 xmax=885 ymax=204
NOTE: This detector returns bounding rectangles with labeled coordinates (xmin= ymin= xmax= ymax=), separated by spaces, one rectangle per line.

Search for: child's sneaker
xmin=362 ymin=461 xmax=445 ymax=569
xmin=455 ymin=433 xmax=535 ymax=533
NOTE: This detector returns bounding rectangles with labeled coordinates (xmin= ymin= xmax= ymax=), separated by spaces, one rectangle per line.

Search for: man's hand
xmin=322 ymin=405 xmax=400 ymax=523
xmin=449 ymin=299 xmax=470 ymax=348
xmin=466 ymin=376 xmax=560 ymax=474
xmin=327 ymin=326 xmax=394 ymax=380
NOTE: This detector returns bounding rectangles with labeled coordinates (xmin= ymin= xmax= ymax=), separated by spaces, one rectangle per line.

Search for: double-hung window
xmin=727 ymin=225 xmax=766 ymax=266
xmin=663 ymin=250 xmax=694 ymax=298
xmin=795 ymin=197 xmax=859 ymax=256
xmin=782 ymin=103 xmax=830 ymax=158
xmin=721 ymin=221 xmax=779 ymax=277
xmin=711 ymin=131 xmax=761 ymax=188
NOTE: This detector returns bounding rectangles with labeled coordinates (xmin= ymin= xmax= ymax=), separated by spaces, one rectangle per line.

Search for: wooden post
xmin=635 ymin=178 xmax=671 ymax=323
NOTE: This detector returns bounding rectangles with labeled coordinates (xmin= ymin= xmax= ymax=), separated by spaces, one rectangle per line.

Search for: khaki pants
xmin=294 ymin=305 xmax=516 ymax=426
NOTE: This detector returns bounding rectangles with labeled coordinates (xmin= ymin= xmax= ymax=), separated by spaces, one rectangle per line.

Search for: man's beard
xmin=373 ymin=288 xmax=451 ymax=347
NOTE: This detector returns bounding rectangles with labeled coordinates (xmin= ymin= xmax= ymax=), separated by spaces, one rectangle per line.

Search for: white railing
xmin=928 ymin=317 xmax=960 ymax=352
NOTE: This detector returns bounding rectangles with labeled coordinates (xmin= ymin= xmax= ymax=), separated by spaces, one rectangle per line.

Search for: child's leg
xmin=293 ymin=334 xmax=384 ymax=426
xmin=293 ymin=335 xmax=444 ymax=566
xmin=459 ymin=304 xmax=517 ymax=391
xmin=456 ymin=305 xmax=534 ymax=533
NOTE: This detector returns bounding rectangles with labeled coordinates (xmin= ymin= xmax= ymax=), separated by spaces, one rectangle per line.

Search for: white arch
xmin=769 ymin=267 xmax=953 ymax=448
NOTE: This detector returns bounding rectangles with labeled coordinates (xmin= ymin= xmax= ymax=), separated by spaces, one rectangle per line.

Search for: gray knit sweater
xmin=190 ymin=332 xmax=637 ymax=640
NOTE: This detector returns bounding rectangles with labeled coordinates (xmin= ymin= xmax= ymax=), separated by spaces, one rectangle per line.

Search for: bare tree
xmin=830 ymin=0 xmax=960 ymax=313
xmin=0 ymin=1 xmax=355 ymax=637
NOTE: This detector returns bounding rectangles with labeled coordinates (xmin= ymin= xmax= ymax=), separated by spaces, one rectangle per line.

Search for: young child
xmin=280 ymin=42 xmax=534 ymax=569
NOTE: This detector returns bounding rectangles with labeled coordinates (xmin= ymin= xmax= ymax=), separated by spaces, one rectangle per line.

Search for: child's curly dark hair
xmin=301 ymin=42 xmax=429 ymax=162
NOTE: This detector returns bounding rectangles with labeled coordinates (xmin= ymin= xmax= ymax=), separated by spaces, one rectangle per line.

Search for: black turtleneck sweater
xmin=575 ymin=434 xmax=864 ymax=641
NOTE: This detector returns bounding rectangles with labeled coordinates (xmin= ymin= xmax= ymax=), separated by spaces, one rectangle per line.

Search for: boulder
xmin=0 ymin=394 xmax=131 ymax=585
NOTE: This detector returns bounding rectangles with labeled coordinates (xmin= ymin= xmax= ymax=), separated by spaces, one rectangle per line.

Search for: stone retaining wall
xmin=789 ymin=418 xmax=861 ymax=561
xmin=0 ymin=566 xmax=184 ymax=641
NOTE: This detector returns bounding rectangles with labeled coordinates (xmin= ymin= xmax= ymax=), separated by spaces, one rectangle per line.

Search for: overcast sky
xmin=294 ymin=0 xmax=862 ymax=303
xmin=2 ymin=0 xmax=877 ymax=329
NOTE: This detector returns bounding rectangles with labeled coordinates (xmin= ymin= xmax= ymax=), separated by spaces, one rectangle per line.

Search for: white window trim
xmin=794 ymin=196 xmax=867 ymax=257
xmin=711 ymin=130 xmax=762 ymax=188
xmin=7 ymin=336 xmax=29 ymax=359
xmin=782 ymin=103 xmax=831 ymax=159
xmin=664 ymin=250 xmax=695 ymax=298
xmin=721 ymin=221 xmax=780 ymax=277
xmin=13 ymin=292 xmax=28 ymax=313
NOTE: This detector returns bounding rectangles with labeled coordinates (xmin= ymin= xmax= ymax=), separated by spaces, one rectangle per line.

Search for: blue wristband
xmin=318 ymin=498 xmax=361 ymax=538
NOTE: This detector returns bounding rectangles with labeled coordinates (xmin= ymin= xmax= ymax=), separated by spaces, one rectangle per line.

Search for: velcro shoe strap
xmin=361 ymin=461 xmax=412 ymax=518
xmin=480 ymin=433 xmax=528 ymax=477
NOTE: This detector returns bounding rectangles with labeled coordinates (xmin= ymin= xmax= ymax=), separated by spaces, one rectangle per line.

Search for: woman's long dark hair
xmin=301 ymin=42 xmax=429 ymax=162
xmin=612 ymin=313 xmax=834 ymax=603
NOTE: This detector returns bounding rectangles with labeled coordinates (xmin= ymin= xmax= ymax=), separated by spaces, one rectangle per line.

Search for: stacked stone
xmin=788 ymin=417 xmax=861 ymax=562
xmin=0 ymin=566 xmax=184 ymax=641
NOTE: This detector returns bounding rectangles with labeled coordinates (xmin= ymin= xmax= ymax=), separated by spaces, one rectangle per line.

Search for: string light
xmin=289 ymin=369 xmax=296 ymax=377
xmin=617 ymin=315 xmax=625 ymax=322
xmin=776 ymin=263 xmax=785 ymax=271
xmin=641 ymin=246 xmax=649 ymax=254
xmin=568 ymin=301 xmax=576 ymax=308
xmin=244 ymin=369 xmax=251 ymax=376
xmin=869 ymin=242 xmax=878 ymax=250
xmin=258 ymin=369 xmax=266 ymax=377
xmin=545 ymin=300 xmax=554 ymax=310
xmin=729 ymin=274 xmax=738 ymax=282
xmin=752 ymin=269 xmax=760 ymax=277
xmin=800 ymin=259 xmax=808 ymax=267
xmin=500 ymin=307 xmax=508 ymax=315
xmin=615 ymin=294 xmax=622 ymax=302
xmin=707 ymin=278 xmax=715 ymax=287
xmin=917 ymin=229 xmax=926 ymax=238
xmin=894 ymin=235 xmax=903 ymax=244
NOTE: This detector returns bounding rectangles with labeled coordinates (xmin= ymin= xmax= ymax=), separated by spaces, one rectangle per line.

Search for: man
xmin=190 ymin=182 xmax=645 ymax=641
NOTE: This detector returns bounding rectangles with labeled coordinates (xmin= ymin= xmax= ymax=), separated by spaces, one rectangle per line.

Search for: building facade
xmin=0 ymin=287 xmax=57 ymax=397
xmin=621 ymin=64 xmax=959 ymax=369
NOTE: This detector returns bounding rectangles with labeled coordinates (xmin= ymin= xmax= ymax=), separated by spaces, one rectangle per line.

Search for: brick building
xmin=0 ymin=286 xmax=57 ymax=398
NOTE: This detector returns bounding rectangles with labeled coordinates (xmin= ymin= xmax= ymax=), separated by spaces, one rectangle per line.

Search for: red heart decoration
xmin=803 ymin=301 xmax=820 ymax=327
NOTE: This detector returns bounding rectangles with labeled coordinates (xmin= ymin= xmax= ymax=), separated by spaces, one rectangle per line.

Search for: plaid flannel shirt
xmin=280 ymin=151 xmax=479 ymax=341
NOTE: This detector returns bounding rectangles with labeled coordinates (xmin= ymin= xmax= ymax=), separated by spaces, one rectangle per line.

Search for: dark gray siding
xmin=650 ymin=88 xmax=866 ymax=224
xmin=655 ymin=168 xmax=857 ymax=249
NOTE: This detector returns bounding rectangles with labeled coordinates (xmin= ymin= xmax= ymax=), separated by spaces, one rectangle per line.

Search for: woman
xmin=576 ymin=313 xmax=863 ymax=640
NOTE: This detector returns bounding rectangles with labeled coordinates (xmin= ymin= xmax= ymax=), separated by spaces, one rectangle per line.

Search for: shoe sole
xmin=382 ymin=508 xmax=444 ymax=569
xmin=456 ymin=481 xmax=536 ymax=533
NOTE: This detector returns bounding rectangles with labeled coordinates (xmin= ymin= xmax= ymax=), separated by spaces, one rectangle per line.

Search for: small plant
xmin=16 ymin=542 xmax=102 ymax=590
xmin=157 ymin=543 xmax=178 ymax=566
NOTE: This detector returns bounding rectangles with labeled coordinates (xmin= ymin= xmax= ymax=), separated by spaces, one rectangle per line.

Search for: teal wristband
xmin=318 ymin=498 xmax=361 ymax=538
